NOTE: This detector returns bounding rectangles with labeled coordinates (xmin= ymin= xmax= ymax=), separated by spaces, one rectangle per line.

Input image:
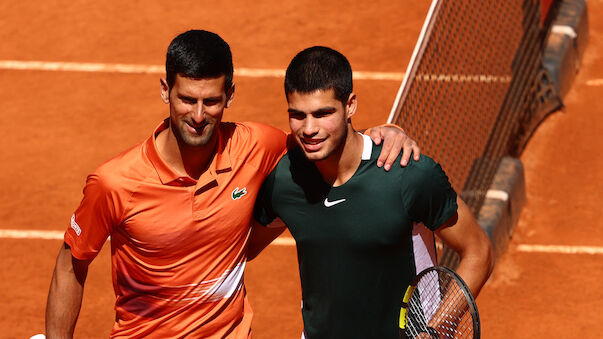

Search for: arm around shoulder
xmin=247 ymin=219 xmax=287 ymax=261
xmin=45 ymin=242 xmax=92 ymax=339
xmin=435 ymin=197 xmax=494 ymax=297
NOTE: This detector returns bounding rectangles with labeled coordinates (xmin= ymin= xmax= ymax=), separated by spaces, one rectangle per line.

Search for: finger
xmin=377 ymin=136 xmax=395 ymax=168
xmin=400 ymin=140 xmax=421 ymax=166
xmin=368 ymin=128 xmax=383 ymax=145
xmin=400 ymin=143 xmax=412 ymax=167
xmin=383 ymin=135 xmax=404 ymax=170
xmin=410 ymin=141 xmax=421 ymax=160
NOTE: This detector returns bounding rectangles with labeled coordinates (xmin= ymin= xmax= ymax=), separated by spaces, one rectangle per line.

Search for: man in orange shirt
xmin=45 ymin=30 xmax=419 ymax=338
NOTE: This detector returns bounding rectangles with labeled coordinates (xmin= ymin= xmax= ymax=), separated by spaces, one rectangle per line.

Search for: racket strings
xmin=404 ymin=271 xmax=474 ymax=339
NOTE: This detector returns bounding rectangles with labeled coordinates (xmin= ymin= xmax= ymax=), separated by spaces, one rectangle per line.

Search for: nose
xmin=302 ymin=116 xmax=319 ymax=137
xmin=191 ymin=104 xmax=204 ymax=124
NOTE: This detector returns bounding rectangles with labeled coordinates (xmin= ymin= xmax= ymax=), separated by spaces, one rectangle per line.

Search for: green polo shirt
xmin=254 ymin=135 xmax=457 ymax=339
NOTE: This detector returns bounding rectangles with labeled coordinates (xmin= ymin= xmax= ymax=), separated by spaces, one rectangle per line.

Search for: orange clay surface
xmin=0 ymin=1 xmax=601 ymax=338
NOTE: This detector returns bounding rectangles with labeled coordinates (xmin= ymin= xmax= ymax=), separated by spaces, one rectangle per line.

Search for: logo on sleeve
xmin=70 ymin=214 xmax=82 ymax=236
xmin=232 ymin=187 xmax=248 ymax=200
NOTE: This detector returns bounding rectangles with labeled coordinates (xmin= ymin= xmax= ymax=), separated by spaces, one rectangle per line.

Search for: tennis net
xmin=388 ymin=0 xmax=559 ymax=266
xmin=389 ymin=0 xmax=558 ymax=213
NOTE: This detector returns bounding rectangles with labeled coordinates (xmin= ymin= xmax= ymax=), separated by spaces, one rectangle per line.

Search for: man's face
xmin=287 ymin=89 xmax=355 ymax=162
xmin=161 ymin=74 xmax=233 ymax=148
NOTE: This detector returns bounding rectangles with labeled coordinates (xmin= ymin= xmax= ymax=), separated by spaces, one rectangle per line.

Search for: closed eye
xmin=180 ymin=96 xmax=197 ymax=105
xmin=312 ymin=110 xmax=335 ymax=118
xmin=203 ymin=98 xmax=222 ymax=106
xmin=288 ymin=109 xmax=306 ymax=120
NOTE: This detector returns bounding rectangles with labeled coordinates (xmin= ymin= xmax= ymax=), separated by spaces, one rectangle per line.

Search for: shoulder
xmin=222 ymin=122 xmax=288 ymax=172
xmin=399 ymin=155 xmax=457 ymax=229
xmin=394 ymin=154 xmax=454 ymax=200
xmin=226 ymin=121 xmax=287 ymax=144
xmin=90 ymin=141 xmax=150 ymax=192
xmin=222 ymin=122 xmax=286 ymax=153
xmin=259 ymin=144 xmax=301 ymax=182
xmin=262 ymin=146 xmax=295 ymax=181
xmin=398 ymin=154 xmax=456 ymax=201
xmin=267 ymin=146 xmax=324 ymax=192
xmin=398 ymin=155 xmax=447 ymax=181
xmin=258 ymin=146 xmax=327 ymax=206
xmin=360 ymin=143 xmax=443 ymax=182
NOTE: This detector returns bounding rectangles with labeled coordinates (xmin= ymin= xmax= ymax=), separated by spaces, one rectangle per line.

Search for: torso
xmin=65 ymin=120 xmax=287 ymax=338
xmin=255 ymin=135 xmax=457 ymax=339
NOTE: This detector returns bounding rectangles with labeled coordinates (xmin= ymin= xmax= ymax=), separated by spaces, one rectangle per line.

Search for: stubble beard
xmin=172 ymin=120 xmax=216 ymax=149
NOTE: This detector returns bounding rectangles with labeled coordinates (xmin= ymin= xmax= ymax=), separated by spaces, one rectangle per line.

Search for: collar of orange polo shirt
xmin=145 ymin=119 xmax=233 ymax=193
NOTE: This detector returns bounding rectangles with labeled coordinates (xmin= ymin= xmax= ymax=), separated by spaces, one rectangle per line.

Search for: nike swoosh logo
xmin=324 ymin=198 xmax=346 ymax=207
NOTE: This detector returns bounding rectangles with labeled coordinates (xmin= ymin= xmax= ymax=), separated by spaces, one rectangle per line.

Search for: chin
xmin=301 ymin=150 xmax=329 ymax=162
xmin=179 ymin=126 xmax=215 ymax=147
xmin=190 ymin=135 xmax=215 ymax=147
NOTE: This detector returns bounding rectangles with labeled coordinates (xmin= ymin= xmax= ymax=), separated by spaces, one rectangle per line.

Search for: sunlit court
xmin=0 ymin=1 xmax=601 ymax=338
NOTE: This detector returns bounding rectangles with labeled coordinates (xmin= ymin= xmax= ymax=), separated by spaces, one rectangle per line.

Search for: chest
xmin=116 ymin=167 xmax=264 ymax=256
xmin=275 ymin=173 xmax=412 ymax=250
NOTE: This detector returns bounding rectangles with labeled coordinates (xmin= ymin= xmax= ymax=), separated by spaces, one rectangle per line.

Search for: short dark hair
xmin=284 ymin=46 xmax=353 ymax=105
xmin=166 ymin=30 xmax=233 ymax=92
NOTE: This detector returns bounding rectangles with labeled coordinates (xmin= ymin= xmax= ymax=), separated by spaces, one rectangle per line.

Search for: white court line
xmin=6 ymin=59 xmax=602 ymax=85
xmin=0 ymin=229 xmax=297 ymax=245
xmin=586 ymin=79 xmax=603 ymax=86
xmin=0 ymin=60 xmax=403 ymax=81
xmin=0 ymin=60 xmax=163 ymax=74
xmin=0 ymin=229 xmax=64 ymax=240
xmin=517 ymin=244 xmax=603 ymax=255
xmin=3 ymin=230 xmax=603 ymax=255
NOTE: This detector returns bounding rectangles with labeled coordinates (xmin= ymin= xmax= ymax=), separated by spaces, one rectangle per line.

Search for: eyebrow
xmin=178 ymin=95 xmax=223 ymax=102
xmin=287 ymin=106 xmax=337 ymax=114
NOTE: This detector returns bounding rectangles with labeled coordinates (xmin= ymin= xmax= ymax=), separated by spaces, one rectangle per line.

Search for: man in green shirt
xmin=251 ymin=46 xmax=493 ymax=338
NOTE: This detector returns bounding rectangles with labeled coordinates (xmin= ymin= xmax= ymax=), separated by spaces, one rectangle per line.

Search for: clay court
xmin=0 ymin=1 xmax=601 ymax=338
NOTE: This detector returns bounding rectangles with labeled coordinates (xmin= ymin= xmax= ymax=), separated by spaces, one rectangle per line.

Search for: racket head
xmin=399 ymin=266 xmax=480 ymax=339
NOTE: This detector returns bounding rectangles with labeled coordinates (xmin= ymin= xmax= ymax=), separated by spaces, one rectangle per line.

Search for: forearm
xmin=438 ymin=198 xmax=494 ymax=297
xmin=247 ymin=219 xmax=287 ymax=261
xmin=46 ymin=244 xmax=88 ymax=339
xmin=454 ymin=241 xmax=493 ymax=297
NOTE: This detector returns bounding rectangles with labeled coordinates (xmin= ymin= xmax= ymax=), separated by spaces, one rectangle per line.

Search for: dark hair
xmin=166 ymin=30 xmax=233 ymax=92
xmin=284 ymin=46 xmax=353 ymax=105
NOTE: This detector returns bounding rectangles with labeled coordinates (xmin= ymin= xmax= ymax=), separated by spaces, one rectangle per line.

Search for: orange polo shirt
xmin=65 ymin=120 xmax=287 ymax=338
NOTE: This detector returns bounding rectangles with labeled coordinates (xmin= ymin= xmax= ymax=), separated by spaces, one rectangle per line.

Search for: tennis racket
xmin=399 ymin=266 xmax=480 ymax=339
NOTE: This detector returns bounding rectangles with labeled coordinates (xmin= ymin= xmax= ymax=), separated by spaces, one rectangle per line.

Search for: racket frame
xmin=399 ymin=265 xmax=481 ymax=339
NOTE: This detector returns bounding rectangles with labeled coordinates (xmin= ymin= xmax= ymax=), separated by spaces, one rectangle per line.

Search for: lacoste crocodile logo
xmin=232 ymin=187 xmax=248 ymax=200
xmin=323 ymin=197 xmax=346 ymax=207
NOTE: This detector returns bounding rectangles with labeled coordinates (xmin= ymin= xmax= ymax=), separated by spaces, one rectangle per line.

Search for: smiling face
xmin=161 ymin=74 xmax=234 ymax=148
xmin=287 ymin=88 xmax=356 ymax=162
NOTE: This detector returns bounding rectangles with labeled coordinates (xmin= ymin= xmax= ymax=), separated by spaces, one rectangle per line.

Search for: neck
xmin=315 ymin=128 xmax=363 ymax=187
xmin=156 ymin=127 xmax=217 ymax=180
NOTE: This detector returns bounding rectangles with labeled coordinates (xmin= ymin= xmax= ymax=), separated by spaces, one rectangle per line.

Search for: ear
xmin=160 ymin=78 xmax=170 ymax=103
xmin=225 ymin=83 xmax=235 ymax=108
xmin=345 ymin=93 xmax=357 ymax=119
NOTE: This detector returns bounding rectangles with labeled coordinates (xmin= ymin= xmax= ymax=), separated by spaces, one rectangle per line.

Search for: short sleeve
xmin=64 ymin=173 xmax=120 ymax=260
xmin=253 ymin=169 xmax=279 ymax=226
xmin=406 ymin=156 xmax=458 ymax=231
xmin=244 ymin=122 xmax=288 ymax=176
